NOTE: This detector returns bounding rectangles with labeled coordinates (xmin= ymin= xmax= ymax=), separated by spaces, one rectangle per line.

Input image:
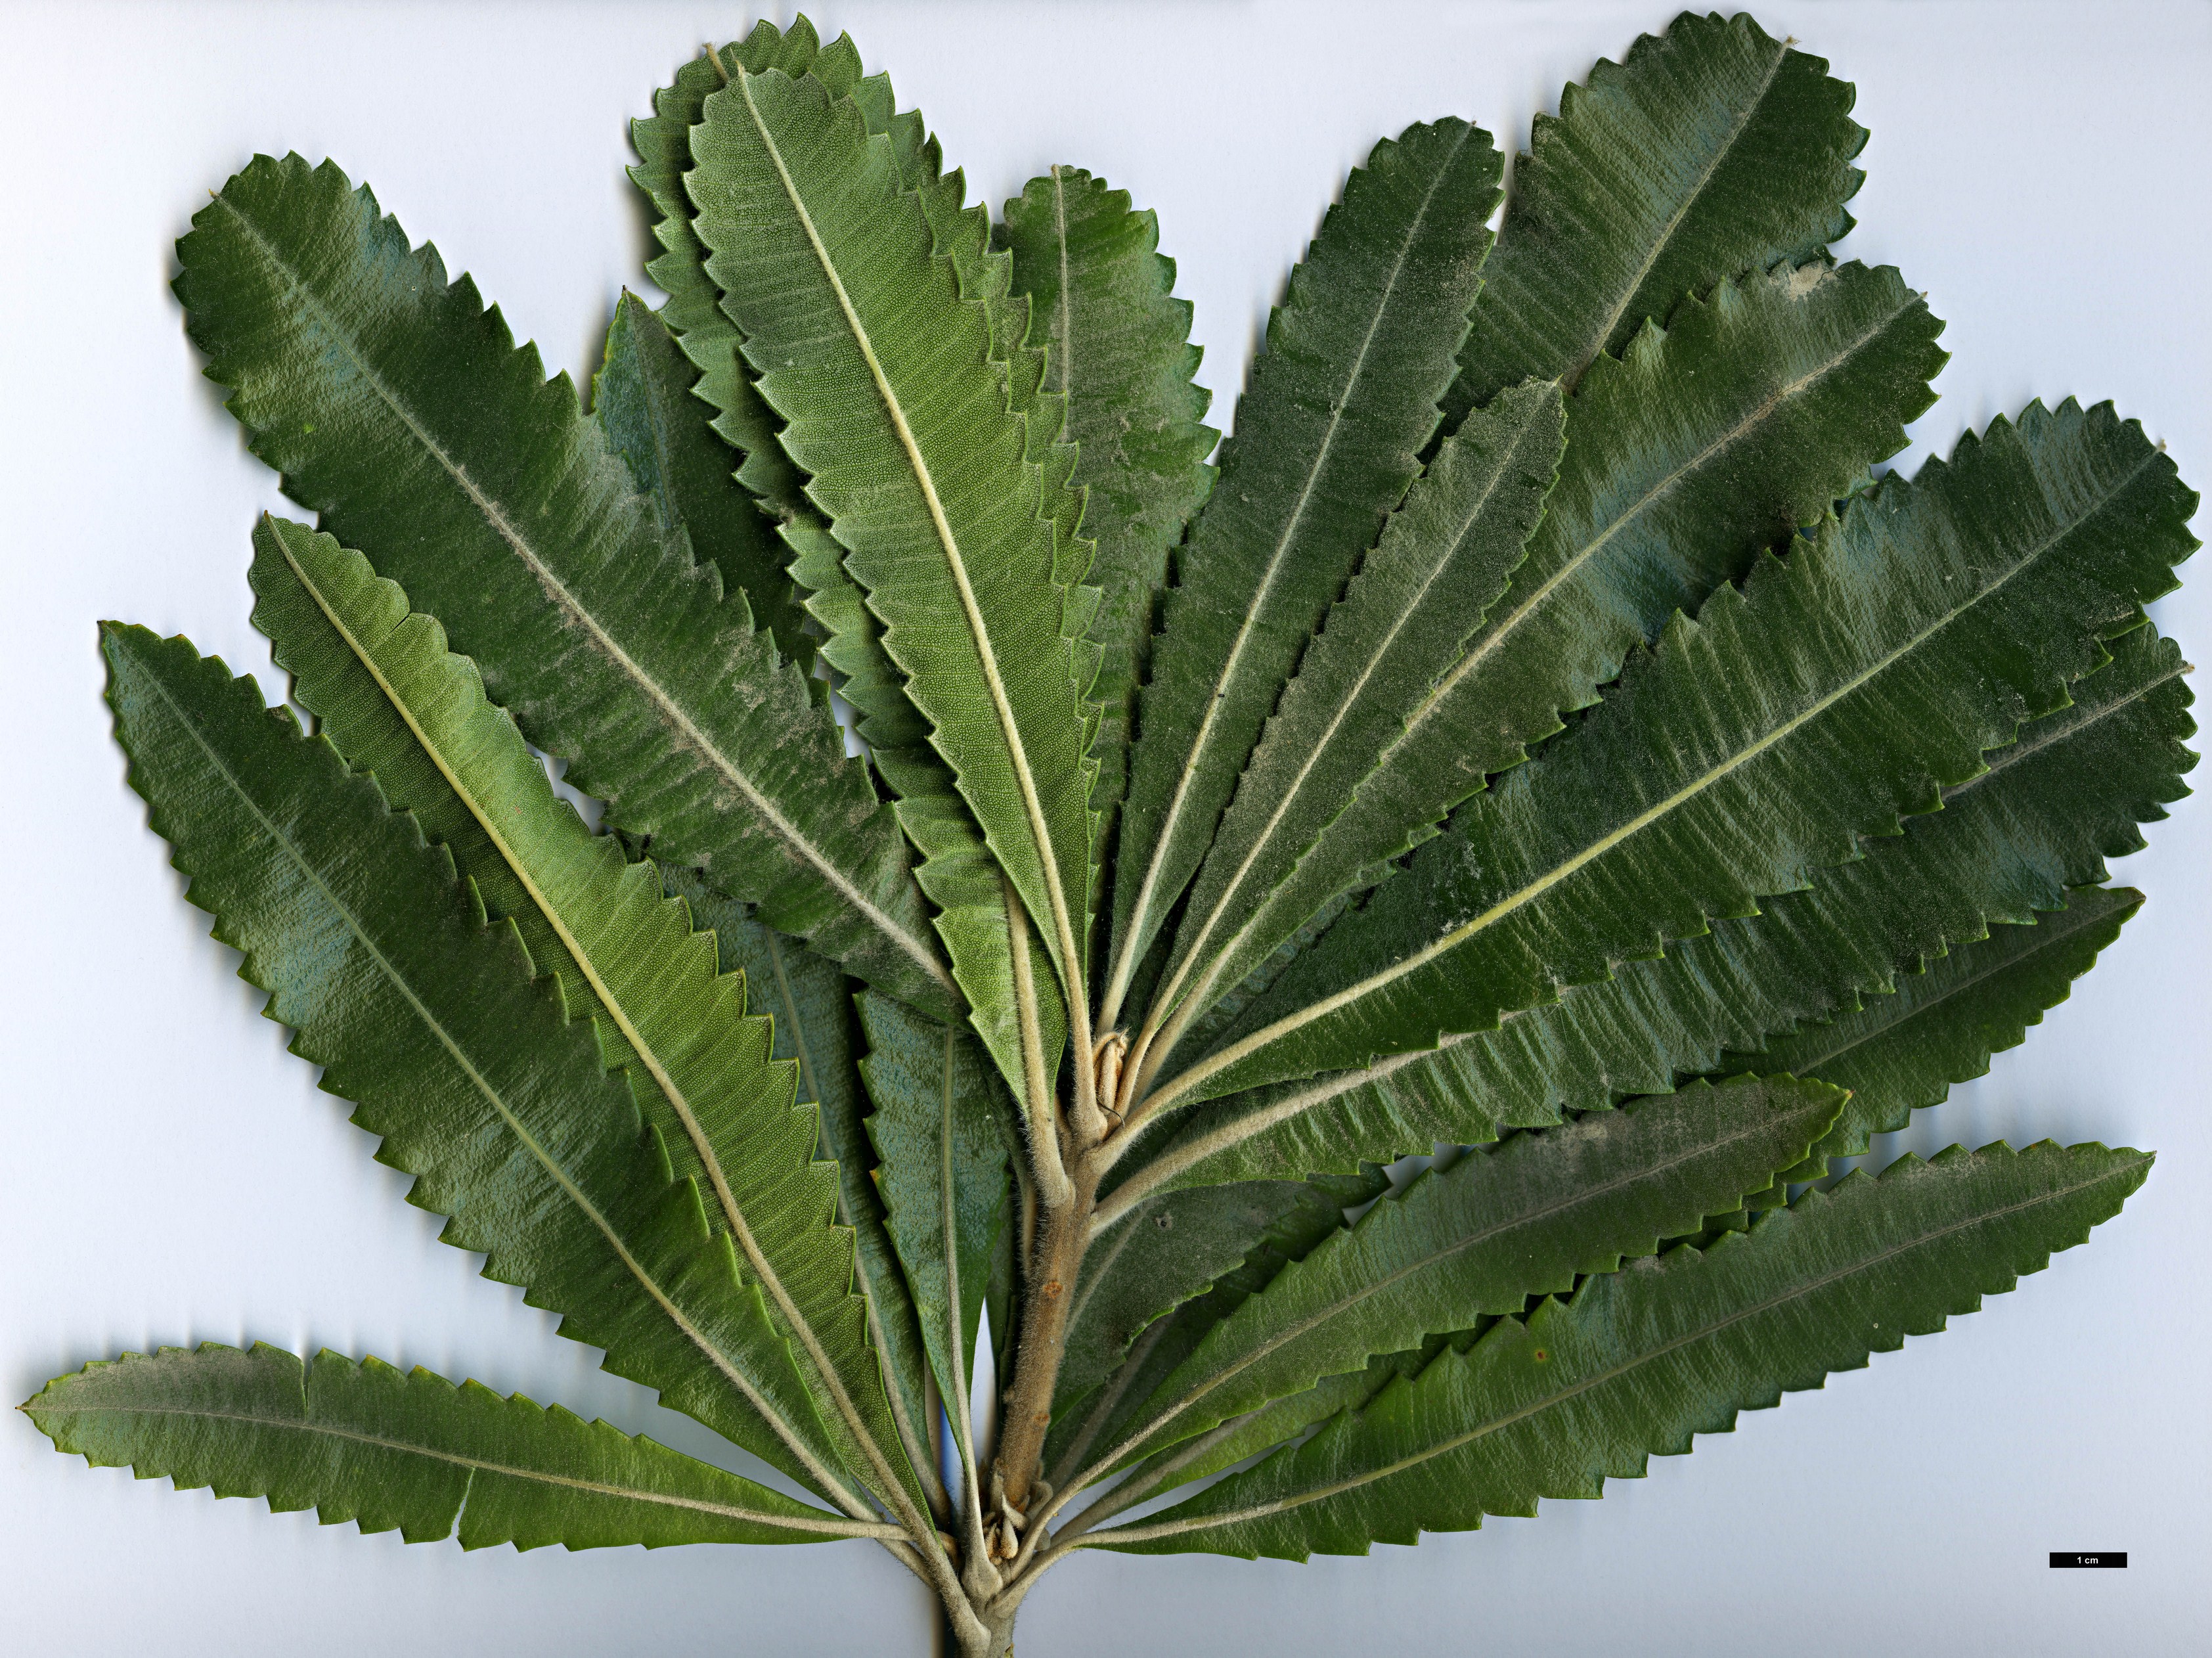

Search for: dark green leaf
xmin=247 ymin=517 xmax=923 ymax=1518
xmin=173 ymin=153 xmax=955 ymax=1017
xmin=1107 ymin=118 xmax=1505 ymax=1025
xmin=1097 ymin=1141 xmax=2148 ymax=1557
xmin=857 ymin=991 xmax=1011 ymax=1446
xmin=1446 ymin=10 xmax=1864 ymax=420
xmin=100 ymin=623 xmax=857 ymax=1509
xmin=590 ymin=290 xmax=814 ymax=671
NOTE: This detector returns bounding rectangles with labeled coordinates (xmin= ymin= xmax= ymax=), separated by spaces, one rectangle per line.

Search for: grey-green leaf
xmin=1104 ymin=617 xmax=2192 ymax=1200
xmin=25 ymin=1345 xmax=880 ymax=1548
xmin=1098 ymin=1141 xmax=2148 ymax=1557
xmin=1143 ymin=259 xmax=1944 ymax=1073
xmin=1159 ymin=402 xmax=2192 ymax=1113
xmin=1092 ymin=1077 xmax=1842 ymax=1477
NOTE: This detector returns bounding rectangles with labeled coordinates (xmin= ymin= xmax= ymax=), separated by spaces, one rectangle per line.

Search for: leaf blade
xmin=1107 ymin=118 xmax=1505 ymax=1020
xmin=26 ymin=1345 xmax=881 ymax=1548
xmin=1097 ymin=1142 xmax=2148 ymax=1557
xmin=172 ymin=152 xmax=954 ymax=1017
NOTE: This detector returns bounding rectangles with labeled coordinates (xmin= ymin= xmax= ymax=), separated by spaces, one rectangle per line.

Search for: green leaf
xmin=25 ymin=1345 xmax=882 ymax=1548
xmin=1145 ymin=259 xmax=1944 ymax=1067
xmin=1159 ymin=401 xmax=2194 ymax=1112
xmin=173 ymin=152 xmax=956 ymax=1018
xmin=246 ymin=516 xmax=924 ymax=1519
xmin=1108 ymin=118 xmax=1504 ymax=1021
xmin=1107 ymin=617 xmax=2193 ymax=1200
xmin=665 ymin=865 xmax=942 ymax=1509
xmin=856 ymin=990 xmax=1011 ymax=1454
xmin=1041 ymin=1183 xmax=1361 ymax=1490
xmin=590 ymin=289 xmax=814 ymax=672
xmin=630 ymin=20 xmax=861 ymax=522
xmin=1145 ymin=380 xmax=1564 ymax=1048
xmin=99 ymin=623 xmax=858 ymax=1508
xmin=1055 ymin=1182 xmax=1339 ymax=1415
xmin=1728 ymin=884 xmax=2144 ymax=1201
xmin=1445 ymin=10 xmax=1865 ymax=422
xmin=677 ymin=39 xmax=1083 ymax=1117
xmin=688 ymin=64 xmax=1099 ymax=1015
xmin=998 ymin=164 xmax=1221 ymax=826
xmin=1097 ymin=1141 xmax=2149 ymax=1557
xmin=1088 ymin=1077 xmax=1840 ymax=1477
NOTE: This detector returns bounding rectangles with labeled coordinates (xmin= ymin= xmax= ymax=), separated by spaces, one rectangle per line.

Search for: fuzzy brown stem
xmin=990 ymin=1156 xmax=1095 ymax=1518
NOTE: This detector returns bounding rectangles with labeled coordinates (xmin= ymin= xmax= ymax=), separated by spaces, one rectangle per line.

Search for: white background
xmin=3 ymin=1 xmax=2207 ymax=1653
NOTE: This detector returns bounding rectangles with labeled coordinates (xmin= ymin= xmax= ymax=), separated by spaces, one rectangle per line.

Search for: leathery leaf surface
xmin=1098 ymin=1142 xmax=2148 ymax=1557
xmin=1108 ymin=118 xmax=1503 ymax=1021
xmin=26 ymin=1345 xmax=876 ymax=1548
xmin=1101 ymin=615 xmax=2195 ymax=1206
xmin=246 ymin=518 xmax=920 ymax=1517
xmin=1446 ymin=9 xmax=1865 ymax=420
xmin=1148 ymin=259 xmax=1944 ymax=1066
xmin=858 ymin=991 xmax=1011 ymax=1448
xmin=999 ymin=163 xmax=1220 ymax=830
xmin=99 ymin=624 xmax=860 ymax=1509
xmin=1088 ymin=1077 xmax=1840 ymax=1477
xmin=1161 ymin=402 xmax=2192 ymax=1111
xmin=171 ymin=152 xmax=954 ymax=1018
xmin=688 ymin=63 xmax=1098 ymax=1011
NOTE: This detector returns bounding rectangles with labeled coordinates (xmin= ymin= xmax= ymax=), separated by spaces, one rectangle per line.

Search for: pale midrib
xmin=1388 ymin=293 xmax=1914 ymax=780
xmin=1105 ymin=124 xmax=1473 ymax=1023
xmin=1090 ymin=1035 xmax=1463 ymax=1234
xmin=1772 ymin=904 xmax=2121 ymax=1076
xmin=1142 ymin=448 xmax=2157 ymax=1118
xmin=1159 ymin=409 xmax=1546 ymax=1042
xmin=214 ymin=195 xmax=952 ymax=1001
xmin=33 ymin=1401 xmax=893 ymax=1538
xmin=1941 ymin=667 xmax=2184 ymax=802
xmin=1569 ymin=39 xmax=1789 ymax=385
xmin=1090 ymin=1158 xmax=2146 ymax=1542
xmin=275 ymin=533 xmax=898 ymax=1522
xmin=131 ymin=650 xmax=869 ymax=1521
xmin=733 ymin=68 xmax=1086 ymax=1022
xmin=1090 ymin=1104 xmax=1800 ymax=1475
xmin=1099 ymin=631 xmax=2179 ymax=1217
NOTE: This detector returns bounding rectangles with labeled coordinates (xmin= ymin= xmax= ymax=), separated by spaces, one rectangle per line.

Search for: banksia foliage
xmin=33 ymin=12 xmax=2192 ymax=1655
